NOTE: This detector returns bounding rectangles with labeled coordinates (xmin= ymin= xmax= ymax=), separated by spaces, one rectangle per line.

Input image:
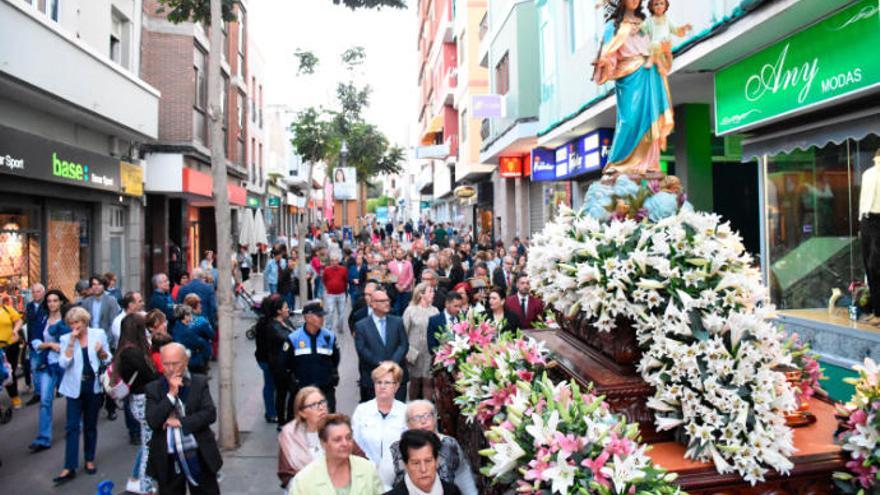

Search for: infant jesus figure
xmin=643 ymin=0 xmax=692 ymax=75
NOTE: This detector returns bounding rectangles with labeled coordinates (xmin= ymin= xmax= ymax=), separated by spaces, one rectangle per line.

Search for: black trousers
xmin=2 ymin=343 xmax=20 ymax=398
xmin=274 ymin=375 xmax=294 ymax=425
xmin=862 ymin=216 xmax=880 ymax=315
xmin=161 ymin=470 xmax=220 ymax=495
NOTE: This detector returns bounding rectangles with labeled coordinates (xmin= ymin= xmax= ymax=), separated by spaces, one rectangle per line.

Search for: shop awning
xmin=742 ymin=106 xmax=880 ymax=162
xmin=421 ymin=115 xmax=444 ymax=144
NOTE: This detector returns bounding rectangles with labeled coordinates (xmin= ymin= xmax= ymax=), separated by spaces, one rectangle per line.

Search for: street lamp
xmin=340 ymin=140 xmax=350 ymax=234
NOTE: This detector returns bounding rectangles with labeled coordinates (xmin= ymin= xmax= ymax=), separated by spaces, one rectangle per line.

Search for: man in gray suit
xmin=83 ymin=274 xmax=121 ymax=419
xmin=355 ymin=290 xmax=409 ymax=402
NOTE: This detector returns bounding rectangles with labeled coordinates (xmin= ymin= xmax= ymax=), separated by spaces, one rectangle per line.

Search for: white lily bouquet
xmin=527 ymin=206 xmax=798 ymax=484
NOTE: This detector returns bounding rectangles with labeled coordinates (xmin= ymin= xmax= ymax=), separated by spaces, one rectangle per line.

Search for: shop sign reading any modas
xmin=715 ymin=0 xmax=880 ymax=135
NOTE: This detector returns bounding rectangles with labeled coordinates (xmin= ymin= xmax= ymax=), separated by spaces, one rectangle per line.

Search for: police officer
xmin=281 ymin=301 xmax=341 ymax=412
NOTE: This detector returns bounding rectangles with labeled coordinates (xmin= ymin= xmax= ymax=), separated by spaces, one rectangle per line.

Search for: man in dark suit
xmin=492 ymin=256 xmax=516 ymax=296
xmin=354 ymin=289 xmax=409 ymax=402
xmin=427 ymin=292 xmax=464 ymax=354
xmin=504 ymin=273 xmax=545 ymax=330
xmin=145 ymin=343 xmax=222 ymax=494
xmin=349 ymin=281 xmax=378 ymax=334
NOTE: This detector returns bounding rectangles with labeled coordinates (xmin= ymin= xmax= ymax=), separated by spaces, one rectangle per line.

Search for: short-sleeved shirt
xmin=0 ymin=305 xmax=22 ymax=346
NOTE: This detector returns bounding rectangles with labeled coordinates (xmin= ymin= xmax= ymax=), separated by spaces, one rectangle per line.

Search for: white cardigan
xmin=58 ymin=328 xmax=112 ymax=399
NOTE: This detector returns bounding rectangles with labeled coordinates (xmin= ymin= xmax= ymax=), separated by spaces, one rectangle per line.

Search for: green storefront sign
xmin=267 ymin=196 xmax=281 ymax=208
xmin=715 ymin=0 xmax=880 ymax=135
xmin=246 ymin=196 xmax=260 ymax=208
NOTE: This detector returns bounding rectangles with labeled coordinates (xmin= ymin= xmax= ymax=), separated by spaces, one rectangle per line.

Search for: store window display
xmin=766 ymin=135 xmax=879 ymax=313
xmin=0 ymin=210 xmax=40 ymax=311
xmin=859 ymin=148 xmax=880 ymax=324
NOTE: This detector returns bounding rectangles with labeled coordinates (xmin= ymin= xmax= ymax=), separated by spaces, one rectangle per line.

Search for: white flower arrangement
xmin=527 ymin=206 xmax=797 ymax=484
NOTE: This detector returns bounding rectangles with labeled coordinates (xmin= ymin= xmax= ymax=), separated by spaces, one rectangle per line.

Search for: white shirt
xmin=861 ymin=165 xmax=880 ymax=218
xmin=351 ymin=399 xmax=407 ymax=490
xmin=110 ymin=311 xmax=126 ymax=349
xmin=404 ymin=474 xmax=443 ymax=495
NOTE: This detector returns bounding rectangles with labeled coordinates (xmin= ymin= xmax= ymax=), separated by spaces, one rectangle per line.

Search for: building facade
xmin=140 ymin=0 xmax=248 ymax=282
xmin=417 ymin=0 xmax=459 ymax=224
xmin=0 ymin=0 xmax=157 ymax=301
xmin=462 ymin=0 xmax=871 ymax=398
xmin=479 ymin=0 xmax=540 ymax=244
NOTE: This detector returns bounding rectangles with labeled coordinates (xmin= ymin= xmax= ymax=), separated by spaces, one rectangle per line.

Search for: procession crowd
xmin=254 ymin=219 xmax=546 ymax=495
xmin=0 ymin=218 xmax=545 ymax=495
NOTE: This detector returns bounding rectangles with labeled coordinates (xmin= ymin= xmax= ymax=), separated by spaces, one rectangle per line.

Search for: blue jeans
xmin=257 ymin=360 xmax=277 ymax=419
xmin=64 ymin=385 xmax=102 ymax=470
xmin=33 ymin=364 xmax=62 ymax=447
xmin=314 ymin=277 xmax=324 ymax=299
xmin=268 ymin=283 xmax=278 ymax=294
xmin=284 ymin=291 xmax=295 ymax=311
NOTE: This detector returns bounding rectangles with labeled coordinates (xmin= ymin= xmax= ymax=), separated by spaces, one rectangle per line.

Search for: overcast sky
xmin=250 ymin=0 xmax=418 ymax=149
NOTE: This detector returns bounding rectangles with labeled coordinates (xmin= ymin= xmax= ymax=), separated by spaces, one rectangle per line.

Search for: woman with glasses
xmin=277 ymin=386 xmax=329 ymax=490
xmin=288 ymin=414 xmax=383 ymax=495
xmin=383 ymin=401 xmax=477 ymax=495
xmin=352 ymin=362 xmax=407 ymax=490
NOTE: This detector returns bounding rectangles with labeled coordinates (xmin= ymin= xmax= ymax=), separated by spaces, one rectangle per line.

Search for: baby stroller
xmin=236 ymin=284 xmax=262 ymax=340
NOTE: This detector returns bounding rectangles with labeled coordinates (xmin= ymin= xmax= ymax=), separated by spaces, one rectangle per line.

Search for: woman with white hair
xmin=382 ymin=400 xmax=477 ymax=495
xmin=352 ymin=362 xmax=408 ymax=490
xmin=52 ymin=306 xmax=112 ymax=485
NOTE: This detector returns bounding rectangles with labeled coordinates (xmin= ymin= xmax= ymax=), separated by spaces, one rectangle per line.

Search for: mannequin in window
xmin=859 ymin=149 xmax=880 ymax=325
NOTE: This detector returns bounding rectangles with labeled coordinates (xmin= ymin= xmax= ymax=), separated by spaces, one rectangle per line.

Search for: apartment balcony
xmin=441 ymin=67 xmax=457 ymax=107
xmin=0 ymin=1 xmax=159 ymax=140
xmin=438 ymin=0 xmax=454 ymax=44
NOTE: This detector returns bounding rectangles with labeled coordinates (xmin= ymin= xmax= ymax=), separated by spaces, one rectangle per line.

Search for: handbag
xmin=101 ymin=362 xmax=138 ymax=402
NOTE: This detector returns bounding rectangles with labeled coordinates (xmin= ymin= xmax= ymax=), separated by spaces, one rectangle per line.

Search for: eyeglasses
xmin=375 ymin=380 xmax=398 ymax=387
xmin=303 ymin=399 xmax=328 ymax=410
xmin=409 ymin=412 xmax=435 ymax=423
xmin=372 ymin=299 xmax=390 ymax=304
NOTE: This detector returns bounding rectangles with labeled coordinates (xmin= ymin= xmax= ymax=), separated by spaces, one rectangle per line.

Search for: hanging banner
xmin=333 ymin=166 xmax=357 ymax=200
xmin=472 ymin=94 xmax=503 ymax=118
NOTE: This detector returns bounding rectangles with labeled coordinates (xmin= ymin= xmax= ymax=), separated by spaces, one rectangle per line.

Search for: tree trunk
xmin=208 ymin=0 xmax=239 ymax=450
xmin=298 ymin=163 xmax=316 ymax=306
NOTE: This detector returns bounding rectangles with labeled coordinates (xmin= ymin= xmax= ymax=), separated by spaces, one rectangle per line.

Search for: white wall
xmin=0 ymin=0 xmax=159 ymax=139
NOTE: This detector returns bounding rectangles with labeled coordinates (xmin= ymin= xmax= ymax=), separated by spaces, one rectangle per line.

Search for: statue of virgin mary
xmin=593 ymin=0 xmax=675 ymax=176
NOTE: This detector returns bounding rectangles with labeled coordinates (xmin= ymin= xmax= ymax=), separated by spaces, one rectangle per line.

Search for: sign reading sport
xmin=715 ymin=0 xmax=880 ymax=135
xmin=0 ymin=124 xmax=124 ymax=193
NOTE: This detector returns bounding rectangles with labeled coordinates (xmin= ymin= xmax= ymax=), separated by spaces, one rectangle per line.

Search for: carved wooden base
xmin=530 ymin=328 xmax=674 ymax=443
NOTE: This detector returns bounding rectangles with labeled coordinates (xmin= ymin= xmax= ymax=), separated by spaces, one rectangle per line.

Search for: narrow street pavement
xmin=0 ymin=303 xmax=361 ymax=495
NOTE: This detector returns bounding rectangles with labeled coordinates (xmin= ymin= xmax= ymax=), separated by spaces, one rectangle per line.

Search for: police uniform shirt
xmin=282 ymin=326 xmax=340 ymax=387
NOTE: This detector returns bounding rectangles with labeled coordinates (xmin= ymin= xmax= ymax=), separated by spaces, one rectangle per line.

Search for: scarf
xmin=162 ymin=376 xmax=202 ymax=486
xmin=403 ymin=473 xmax=443 ymax=495
xmin=279 ymin=420 xmax=321 ymax=472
